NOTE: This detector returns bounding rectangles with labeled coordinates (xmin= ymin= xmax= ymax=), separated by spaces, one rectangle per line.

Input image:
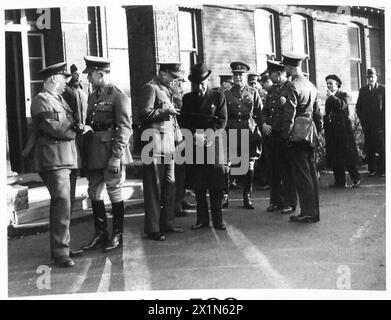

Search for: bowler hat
xmin=188 ymin=63 xmax=212 ymax=83
xmin=39 ymin=62 xmax=71 ymax=79
xmin=158 ymin=62 xmax=184 ymax=79
xmin=325 ymin=74 xmax=342 ymax=86
xmin=367 ymin=67 xmax=379 ymax=76
xmin=282 ymin=52 xmax=307 ymax=67
xmin=230 ymin=61 xmax=250 ymax=73
xmin=83 ymin=56 xmax=111 ymax=73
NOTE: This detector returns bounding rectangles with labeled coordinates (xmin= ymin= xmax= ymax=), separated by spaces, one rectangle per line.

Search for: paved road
xmin=8 ymin=173 xmax=385 ymax=297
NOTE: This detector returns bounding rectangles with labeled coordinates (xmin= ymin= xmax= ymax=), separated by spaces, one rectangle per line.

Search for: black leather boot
xmin=103 ymin=201 xmax=124 ymax=252
xmin=243 ymin=169 xmax=255 ymax=209
xmin=80 ymin=200 xmax=108 ymax=251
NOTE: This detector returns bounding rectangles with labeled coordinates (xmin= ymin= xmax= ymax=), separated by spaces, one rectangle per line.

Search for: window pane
xmin=302 ymin=19 xmax=309 ymax=55
xmin=348 ymin=26 xmax=360 ymax=59
xmin=292 ymin=15 xmax=305 ymax=54
xmin=254 ymin=10 xmax=274 ymax=54
xmin=350 ymin=60 xmax=360 ymax=91
xmin=5 ymin=10 xmax=20 ymax=23
xmin=28 ymin=35 xmax=42 ymax=58
xmin=179 ymin=51 xmax=192 ymax=94
xmin=31 ymin=82 xmax=43 ymax=97
xmin=178 ymin=11 xmax=194 ymax=50
xmin=29 ymin=58 xmax=44 ymax=81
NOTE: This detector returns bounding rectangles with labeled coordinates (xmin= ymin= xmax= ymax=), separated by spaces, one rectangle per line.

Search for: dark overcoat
xmin=179 ymin=88 xmax=227 ymax=189
xmin=324 ymin=90 xmax=359 ymax=167
xmin=355 ymin=83 xmax=385 ymax=154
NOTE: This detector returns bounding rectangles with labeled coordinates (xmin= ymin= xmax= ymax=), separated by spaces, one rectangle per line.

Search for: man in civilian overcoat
xmin=179 ymin=63 xmax=228 ymax=230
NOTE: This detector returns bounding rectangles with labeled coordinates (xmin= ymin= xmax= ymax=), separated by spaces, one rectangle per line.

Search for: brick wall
xmin=202 ymin=6 xmax=257 ymax=88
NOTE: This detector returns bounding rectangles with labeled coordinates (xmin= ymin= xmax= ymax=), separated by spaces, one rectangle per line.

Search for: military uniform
xmin=280 ymin=53 xmax=322 ymax=222
xmin=225 ymin=61 xmax=263 ymax=209
xmin=81 ymin=56 xmax=133 ymax=252
xmin=25 ymin=62 xmax=79 ymax=266
xmin=139 ymin=62 xmax=184 ymax=240
xmin=262 ymin=64 xmax=297 ymax=212
xmin=179 ymin=63 xmax=228 ymax=230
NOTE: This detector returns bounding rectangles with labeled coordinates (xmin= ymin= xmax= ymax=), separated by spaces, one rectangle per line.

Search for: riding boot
xmin=103 ymin=201 xmax=124 ymax=252
xmin=243 ymin=169 xmax=255 ymax=209
xmin=80 ymin=200 xmax=108 ymax=251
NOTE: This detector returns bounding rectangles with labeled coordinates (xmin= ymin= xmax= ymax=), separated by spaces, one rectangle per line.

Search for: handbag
xmin=290 ymin=116 xmax=319 ymax=147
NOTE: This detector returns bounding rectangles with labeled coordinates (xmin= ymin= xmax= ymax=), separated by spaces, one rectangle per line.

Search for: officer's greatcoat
xmin=30 ymin=89 xmax=79 ymax=172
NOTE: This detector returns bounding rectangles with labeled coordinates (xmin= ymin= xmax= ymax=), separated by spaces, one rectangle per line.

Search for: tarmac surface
xmin=8 ymin=173 xmax=386 ymax=297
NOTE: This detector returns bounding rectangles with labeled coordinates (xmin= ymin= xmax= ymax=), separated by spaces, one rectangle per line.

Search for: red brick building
xmin=4 ymin=4 xmax=385 ymax=175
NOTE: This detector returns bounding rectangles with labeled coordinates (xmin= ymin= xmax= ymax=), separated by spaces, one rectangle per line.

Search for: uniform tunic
xmin=225 ymin=84 xmax=263 ymax=162
xmin=84 ymin=85 xmax=132 ymax=202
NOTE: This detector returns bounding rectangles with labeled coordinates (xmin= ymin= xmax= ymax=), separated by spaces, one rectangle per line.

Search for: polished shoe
xmin=280 ymin=206 xmax=295 ymax=214
xmin=289 ymin=215 xmax=320 ymax=223
xmin=191 ymin=223 xmax=209 ymax=230
xmin=175 ymin=209 xmax=188 ymax=217
xmin=213 ymin=223 xmax=226 ymax=230
xmin=377 ymin=172 xmax=385 ymax=178
xmin=69 ymin=249 xmax=84 ymax=257
xmin=147 ymin=232 xmax=166 ymax=241
xmin=243 ymin=194 xmax=255 ymax=209
xmin=266 ymin=204 xmax=280 ymax=212
xmin=54 ymin=256 xmax=75 ymax=268
xmin=163 ymin=226 xmax=185 ymax=233
xmin=80 ymin=233 xmax=108 ymax=251
xmin=181 ymin=200 xmax=196 ymax=209
xmin=103 ymin=234 xmax=123 ymax=252
xmin=351 ymin=180 xmax=361 ymax=188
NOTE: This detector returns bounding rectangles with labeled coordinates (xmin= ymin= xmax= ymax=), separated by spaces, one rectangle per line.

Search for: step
xmin=9 ymin=180 xmax=144 ymax=228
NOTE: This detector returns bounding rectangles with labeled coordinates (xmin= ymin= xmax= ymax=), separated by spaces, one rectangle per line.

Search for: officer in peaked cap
xmin=279 ymin=52 xmax=323 ymax=223
xmin=79 ymin=56 xmax=133 ymax=253
xmin=22 ymin=62 xmax=83 ymax=267
xmin=139 ymin=61 xmax=185 ymax=241
xmin=224 ymin=61 xmax=263 ymax=209
xmin=260 ymin=59 xmax=297 ymax=215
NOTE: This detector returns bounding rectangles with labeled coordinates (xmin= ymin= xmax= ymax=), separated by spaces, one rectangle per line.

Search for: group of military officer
xmin=24 ymin=57 xmax=132 ymax=268
xmin=25 ymin=51 xmax=323 ymax=268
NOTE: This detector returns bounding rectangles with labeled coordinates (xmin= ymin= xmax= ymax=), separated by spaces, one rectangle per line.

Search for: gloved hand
xmin=72 ymin=121 xmax=85 ymax=134
xmin=107 ymin=156 xmax=121 ymax=173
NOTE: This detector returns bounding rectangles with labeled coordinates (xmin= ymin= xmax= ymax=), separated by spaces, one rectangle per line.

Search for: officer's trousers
xmin=86 ymin=166 xmax=125 ymax=203
xmin=143 ymin=158 xmax=176 ymax=234
xmin=39 ymin=168 xmax=77 ymax=258
xmin=278 ymin=140 xmax=298 ymax=209
xmin=289 ymin=142 xmax=319 ymax=217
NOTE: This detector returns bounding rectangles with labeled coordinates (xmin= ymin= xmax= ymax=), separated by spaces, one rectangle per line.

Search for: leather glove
xmin=72 ymin=121 xmax=85 ymax=134
xmin=107 ymin=156 xmax=121 ymax=173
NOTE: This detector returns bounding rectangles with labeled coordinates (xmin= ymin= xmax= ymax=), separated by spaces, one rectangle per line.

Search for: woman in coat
xmin=324 ymin=74 xmax=360 ymax=188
